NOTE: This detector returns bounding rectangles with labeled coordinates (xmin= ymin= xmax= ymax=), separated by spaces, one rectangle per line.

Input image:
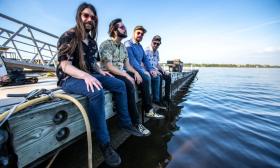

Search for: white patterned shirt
xmin=145 ymin=46 xmax=159 ymax=70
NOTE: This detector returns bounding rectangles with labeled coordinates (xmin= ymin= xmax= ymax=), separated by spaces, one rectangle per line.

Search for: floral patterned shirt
xmin=99 ymin=39 xmax=128 ymax=71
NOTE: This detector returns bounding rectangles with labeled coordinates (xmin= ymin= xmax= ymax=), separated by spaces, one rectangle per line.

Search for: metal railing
xmin=0 ymin=13 xmax=59 ymax=71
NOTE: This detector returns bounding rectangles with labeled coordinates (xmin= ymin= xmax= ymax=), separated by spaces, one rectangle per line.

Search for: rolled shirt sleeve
xmin=57 ymin=30 xmax=75 ymax=63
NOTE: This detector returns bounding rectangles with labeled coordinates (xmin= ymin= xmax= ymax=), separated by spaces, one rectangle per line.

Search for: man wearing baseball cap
xmin=125 ymin=26 xmax=165 ymax=119
xmin=145 ymin=35 xmax=171 ymax=104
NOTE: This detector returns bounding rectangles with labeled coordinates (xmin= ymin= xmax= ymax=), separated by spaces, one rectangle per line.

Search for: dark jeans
xmin=114 ymin=74 xmax=140 ymax=125
xmin=151 ymin=75 xmax=161 ymax=103
xmin=159 ymin=70 xmax=171 ymax=101
xmin=61 ymin=74 xmax=132 ymax=145
xmin=130 ymin=71 xmax=153 ymax=113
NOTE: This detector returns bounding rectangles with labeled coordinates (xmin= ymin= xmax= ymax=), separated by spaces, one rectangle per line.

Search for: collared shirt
xmin=99 ymin=39 xmax=128 ymax=71
xmin=56 ymin=28 xmax=100 ymax=86
xmin=124 ymin=39 xmax=153 ymax=74
xmin=145 ymin=46 xmax=159 ymax=70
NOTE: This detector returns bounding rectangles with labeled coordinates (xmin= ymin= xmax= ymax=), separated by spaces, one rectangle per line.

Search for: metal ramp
xmin=0 ymin=13 xmax=59 ymax=72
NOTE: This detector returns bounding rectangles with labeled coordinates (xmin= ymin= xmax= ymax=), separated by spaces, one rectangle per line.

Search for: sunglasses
xmin=118 ymin=25 xmax=126 ymax=30
xmin=136 ymin=31 xmax=144 ymax=36
xmin=153 ymin=42 xmax=161 ymax=46
xmin=81 ymin=13 xmax=97 ymax=21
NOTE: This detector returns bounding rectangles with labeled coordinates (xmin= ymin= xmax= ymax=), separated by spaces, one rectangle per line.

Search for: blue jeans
xmin=159 ymin=70 xmax=171 ymax=101
xmin=151 ymin=75 xmax=161 ymax=103
xmin=61 ymin=74 xmax=132 ymax=145
xmin=137 ymin=72 xmax=153 ymax=112
xmin=115 ymin=73 xmax=140 ymax=125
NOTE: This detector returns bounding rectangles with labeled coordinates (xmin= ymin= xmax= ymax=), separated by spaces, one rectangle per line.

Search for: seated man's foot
xmin=122 ymin=125 xmax=144 ymax=137
xmin=136 ymin=124 xmax=151 ymax=136
xmin=100 ymin=143 xmax=121 ymax=167
xmin=153 ymin=102 xmax=167 ymax=110
xmin=145 ymin=109 xmax=165 ymax=119
xmin=161 ymin=100 xmax=170 ymax=107
xmin=164 ymin=99 xmax=177 ymax=108
xmin=164 ymin=97 xmax=171 ymax=103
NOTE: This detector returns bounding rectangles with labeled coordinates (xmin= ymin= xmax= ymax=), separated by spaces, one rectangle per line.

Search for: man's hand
xmin=134 ymin=71 xmax=143 ymax=84
xmin=0 ymin=75 xmax=9 ymax=82
xmin=150 ymin=70 xmax=158 ymax=77
xmin=144 ymin=71 xmax=150 ymax=77
xmin=125 ymin=73 xmax=135 ymax=85
xmin=82 ymin=73 xmax=103 ymax=92
xmin=100 ymin=70 xmax=113 ymax=77
xmin=164 ymin=71 xmax=170 ymax=75
xmin=156 ymin=70 xmax=162 ymax=76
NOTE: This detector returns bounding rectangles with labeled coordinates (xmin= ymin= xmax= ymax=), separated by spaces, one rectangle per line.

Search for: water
xmin=107 ymin=68 xmax=280 ymax=168
xmin=166 ymin=68 xmax=280 ymax=168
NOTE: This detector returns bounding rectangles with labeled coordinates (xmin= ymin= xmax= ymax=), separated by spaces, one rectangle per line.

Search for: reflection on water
xmin=166 ymin=68 xmax=280 ymax=168
xmin=101 ymin=68 xmax=280 ymax=168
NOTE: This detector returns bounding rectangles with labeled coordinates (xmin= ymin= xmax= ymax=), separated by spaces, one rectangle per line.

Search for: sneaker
xmin=145 ymin=109 xmax=165 ymax=119
xmin=100 ymin=143 xmax=121 ymax=167
xmin=161 ymin=100 xmax=170 ymax=107
xmin=153 ymin=102 xmax=167 ymax=110
xmin=136 ymin=124 xmax=151 ymax=136
xmin=122 ymin=125 xmax=144 ymax=137
xmin=164 ymin=97 xmax=171 ymax=103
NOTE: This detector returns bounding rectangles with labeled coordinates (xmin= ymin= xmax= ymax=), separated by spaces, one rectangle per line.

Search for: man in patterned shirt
xmin=99 ymin=18 xmax=151 ymax=136
xmin=145 ymin=35 xmax=172 ymax=103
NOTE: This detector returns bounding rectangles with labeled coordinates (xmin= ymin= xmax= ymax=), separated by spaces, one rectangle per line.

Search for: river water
xmin=109 ymin=68 xmax=280 ymax=168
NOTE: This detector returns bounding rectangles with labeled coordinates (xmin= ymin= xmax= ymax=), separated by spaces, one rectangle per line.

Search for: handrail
xmin=0 ymin=13 xmax=59 ymax=39
xmin=0 ymin=13 xmax=59 ymax=71
xmin=0 ymin=35 xmax=56 ymax=52
xmin=0 ymin=27 xmax=57 ymax=48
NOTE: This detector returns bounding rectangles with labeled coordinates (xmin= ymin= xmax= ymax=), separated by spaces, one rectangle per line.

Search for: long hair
xmin=59 ymin=2 xmax=98 ymax=72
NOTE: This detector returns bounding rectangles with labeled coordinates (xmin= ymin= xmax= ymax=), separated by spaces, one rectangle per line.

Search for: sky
xmin=1 ymin=0 xmax=280 ymax=65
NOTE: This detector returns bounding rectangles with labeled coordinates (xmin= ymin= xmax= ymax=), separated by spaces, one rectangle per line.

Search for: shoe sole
xmin=152 ymin=104 xmax=167 ymax=110
xmin=122 ymin=128 xmax=144 ymax=137
xmin=105 ymin=159 xmax=121 ymax=167
xmin=145 ymin=115 xmax=165 ymax=119
xmin=143 ymin=132 xmax=151 ymax=136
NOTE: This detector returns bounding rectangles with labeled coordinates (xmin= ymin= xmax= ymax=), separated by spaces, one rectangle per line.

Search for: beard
xmin=135 ymin=36 xmax=142 ymax=42
xmin=83 ymin=21 xmax=95 ymax=32
xmin=117 ymin=29 xmax=127 ymax=38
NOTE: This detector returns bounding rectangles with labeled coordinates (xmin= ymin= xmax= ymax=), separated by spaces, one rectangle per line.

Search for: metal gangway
xmin=0 ymin=13 xmax=58 ymax=72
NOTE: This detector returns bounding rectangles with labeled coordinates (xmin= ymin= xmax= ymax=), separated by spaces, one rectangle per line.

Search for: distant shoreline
xmin=160 ymin=63 xmax=280 ymax=68
xmin=184 ymin=64 xmax=280 ymax=68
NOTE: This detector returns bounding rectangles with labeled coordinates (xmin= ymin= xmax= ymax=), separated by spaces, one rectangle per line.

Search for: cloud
xmin=229 ymin=18 xmax=280 ymax=34
xmin=255 ymin=46 xmax=280 ymax=54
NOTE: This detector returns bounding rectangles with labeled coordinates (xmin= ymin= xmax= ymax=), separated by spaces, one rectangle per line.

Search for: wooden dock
xmin=0 ymin=70 xmax=198 ymax=168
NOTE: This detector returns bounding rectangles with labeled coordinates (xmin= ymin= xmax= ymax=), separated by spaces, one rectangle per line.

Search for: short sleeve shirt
xmin=145 ymin=47 xmax=159 ymax=70
xmin=99 ymin=39 xmax=128 ymax=71
xmin=56 ymin=28 xmax=99 ymax=86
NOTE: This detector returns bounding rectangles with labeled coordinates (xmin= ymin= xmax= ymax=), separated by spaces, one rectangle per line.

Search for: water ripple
xmin=167 ymin=68 xmax=280 ymax=168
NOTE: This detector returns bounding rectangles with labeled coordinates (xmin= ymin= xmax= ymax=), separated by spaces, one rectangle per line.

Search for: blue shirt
xmin=124 ymin=39 xmax=154 ymax=74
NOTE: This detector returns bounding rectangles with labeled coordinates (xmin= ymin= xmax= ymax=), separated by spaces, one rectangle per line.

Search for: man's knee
xmin=152 ymin=76 xmax=160 ymax=82
xmin=126 ymin=80 xmax=136 ymax=91
xmin=114 ymin=78 xmax=126 ymax=90
xmin=87 ymin=88 xmax=105 ymax=99
xmin=141 ymin=73 xmax=151 ymax=83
